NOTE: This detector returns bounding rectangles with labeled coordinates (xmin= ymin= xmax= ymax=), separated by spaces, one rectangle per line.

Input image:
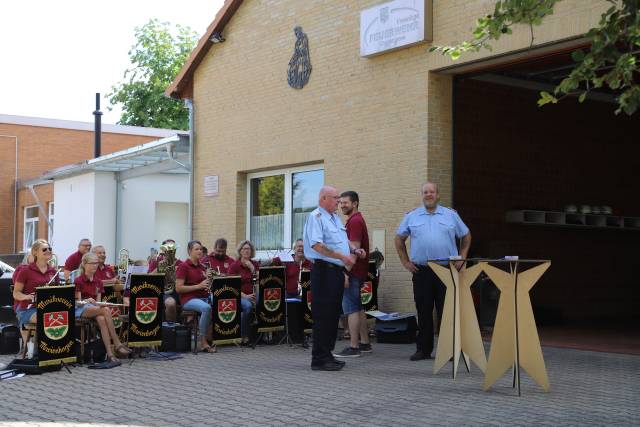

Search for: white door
xmin=154 ymin=202 xmax=189 ymax=260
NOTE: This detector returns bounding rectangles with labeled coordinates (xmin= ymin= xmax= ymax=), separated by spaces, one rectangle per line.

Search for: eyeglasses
xmin=86 ymin=262 xmax=99 ymax=265
xmin=41 ymin=247 xmax=52 ymax=252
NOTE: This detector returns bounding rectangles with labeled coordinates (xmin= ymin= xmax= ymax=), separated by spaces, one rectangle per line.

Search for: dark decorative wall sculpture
xmin=287 ymin=26 xmax=312 ymax=89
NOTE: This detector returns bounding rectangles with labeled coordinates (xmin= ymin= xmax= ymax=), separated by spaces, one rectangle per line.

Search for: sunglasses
xmin=41 ymin=247 xmax=52 ymax=252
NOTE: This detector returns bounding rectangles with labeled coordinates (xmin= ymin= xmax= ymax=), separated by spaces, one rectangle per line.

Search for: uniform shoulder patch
xmin=315 ymin=212 xmax=322 ymax=218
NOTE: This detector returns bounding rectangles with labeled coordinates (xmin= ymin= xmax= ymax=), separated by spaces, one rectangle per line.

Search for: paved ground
xmin=0 ymin=341 xmax=638 ymax=427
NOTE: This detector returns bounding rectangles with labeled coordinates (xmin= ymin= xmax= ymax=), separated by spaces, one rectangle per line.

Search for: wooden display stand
xmin=428 ymin=261 xmax=487 ymax=378
xmin=480 ymin=260 xmax=551 ymax=395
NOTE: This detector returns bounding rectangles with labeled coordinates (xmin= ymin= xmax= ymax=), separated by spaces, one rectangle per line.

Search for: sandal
xmin=108 ymin=356 xmax=122 ymax=366
xmin=201 ymin=345 xmax=217 ymax=353
xmin=115 ymin=344 xmax=131 ymax=357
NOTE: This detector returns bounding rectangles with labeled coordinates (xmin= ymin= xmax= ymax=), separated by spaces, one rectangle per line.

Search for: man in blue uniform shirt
xmin=394 ymin=182 xmax=472 ymax=361
xmin=304 ymin=185 xmax=364 ymax=371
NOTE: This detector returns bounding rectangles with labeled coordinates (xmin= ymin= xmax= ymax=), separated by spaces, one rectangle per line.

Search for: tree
xmin=108 ymin=19 xmax=199 ymax=130
xmin=431 ymin=0 xmax=640 ymax=115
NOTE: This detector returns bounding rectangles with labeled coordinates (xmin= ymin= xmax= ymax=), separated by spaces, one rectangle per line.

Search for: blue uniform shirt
xmin=303 ymin=207 xmax=350 ymax=266
xmin=396 ymin=204 xmax=470 ymax=265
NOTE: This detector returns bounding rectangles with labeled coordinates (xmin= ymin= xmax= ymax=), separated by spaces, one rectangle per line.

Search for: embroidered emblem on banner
xmin=135 ymin=298 xmax=158 ymax=324
xmin=218 ymin=299 xmax=237 ymax=323
xmin=264 ymin=288 xmax=281 ymax=312
xmin=110 ymin=306 xmax=122 ymax=328
xmin=306 ymin=290 xmax=313 ymax=311
xmin=361 ymin=281 xmax=373 ymax=305
xmin=44 ymin=311 xmax=69 ymax=340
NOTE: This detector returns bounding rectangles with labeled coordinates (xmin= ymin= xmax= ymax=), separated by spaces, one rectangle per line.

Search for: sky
xmin=0 ymin=0 xmax=225 ymax=125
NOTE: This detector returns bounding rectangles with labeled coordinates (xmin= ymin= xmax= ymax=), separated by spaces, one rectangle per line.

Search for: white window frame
xmin=47 ymin=202 xmax=55 ymax=244
xmin=23 ymin=205 xmax=39 ymax=252
xmin=246 ymin=164 xmax=324 ymax=259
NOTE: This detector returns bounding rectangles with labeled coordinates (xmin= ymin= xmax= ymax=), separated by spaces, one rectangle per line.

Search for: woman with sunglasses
xmin=75 ymin=252 xmax=131 ymax=364
xmin=13 ymin=239 xmax=59 ymax=329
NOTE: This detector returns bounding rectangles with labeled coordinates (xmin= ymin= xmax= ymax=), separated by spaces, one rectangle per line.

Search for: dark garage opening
xmin=452 ymin=49 xmax=640 ymax=354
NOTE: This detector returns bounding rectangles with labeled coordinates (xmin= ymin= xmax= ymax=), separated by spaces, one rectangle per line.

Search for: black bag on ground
xmin=161 ymin=323 xmax=191 ymax=352
xmin=375 ymin=316 xmax=417 ymax=344
xmin=6 ymin=358 xmax=62 ymax=375
xmin=0 ymin=323 xmax=20 ymax=354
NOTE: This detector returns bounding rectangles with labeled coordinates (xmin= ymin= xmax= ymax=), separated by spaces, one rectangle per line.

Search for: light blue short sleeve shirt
xmin=303 ymin=207 xmax=350 ymax=266
xmin=396 ymin=205 xmax=470 ymax=265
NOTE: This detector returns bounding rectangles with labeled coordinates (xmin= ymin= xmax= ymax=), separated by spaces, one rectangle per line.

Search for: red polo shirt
xmin=228 ymin=259 xmax=260 ymax=295
xmin=74 ymin=273 xmax=104 ymax=300
xmin=206 ymin=254 xmax=235 ymax=275
xmin=345 ymin=211 xmax=370 ymax=281
xmin=14 ymin=263 xmax=59 ymax=310
xmin=94 ymin=264 xmax=116 ymax=282
xmin=176 ymin=259 xmax=208 ymax=305
xmin=64 ymin=251 xmax=84 ymax=272
xmin=272 ymin=257 xmax=313 ymax=294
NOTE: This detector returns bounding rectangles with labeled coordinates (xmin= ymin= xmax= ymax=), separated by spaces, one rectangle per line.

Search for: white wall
xmin=93 ymin=173 xmax=117 ymax=261
xmin=119 ymin=174 xmax=189 ymax=261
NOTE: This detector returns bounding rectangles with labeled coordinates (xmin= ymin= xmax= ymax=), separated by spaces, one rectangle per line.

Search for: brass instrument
xmin=117 ymin=248 xmax=130 ymax=281
xmin=157 ymin=242 xmax=177 ymax=295
xmin=204 ymin=265 xmax=220 ymax=294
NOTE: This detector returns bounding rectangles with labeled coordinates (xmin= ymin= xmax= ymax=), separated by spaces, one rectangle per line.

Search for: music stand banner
xmin=362 ymin=260 xmax=379 ymax=313
xmin=128 ymin=273 xmax=164 ymax=347
xmin=36 ymin=285 xmax=77 ymax=367
xmin=300 ymin=270 xmax=313 ymax=333
xmin=256 ymin=266 xmax=285 ymax=332
xmin=102 ymin=284 xmax=123 ymax=329
xmin=211 ymin=275 xmax=242 ymax=345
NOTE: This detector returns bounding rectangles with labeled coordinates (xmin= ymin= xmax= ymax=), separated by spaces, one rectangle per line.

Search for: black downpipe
xmin=93 ymin=93 xmax=102 ymax=158
xmin=451 ymin=76 xmax=457 ymax=207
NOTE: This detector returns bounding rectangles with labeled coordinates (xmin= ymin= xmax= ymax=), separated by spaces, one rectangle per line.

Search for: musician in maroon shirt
xmin=64 ymin=238 xmax=92 ymax=281
xmin=74 ymin=252 xmax=130 ymax=364
xmin=176 ymin=240 xmax=215 ymax=353
xmin=228 ymin=240 xmax=260 ymax=342
xmin=91 ymin=245 xmax=117 ymax=284
xmin=272 ymin=239 xmax=313 ymax=298
xmin=206 ymin=238 xmax=235 ymax=275
xmin=13 ymin=240 xmax=59 ymax=328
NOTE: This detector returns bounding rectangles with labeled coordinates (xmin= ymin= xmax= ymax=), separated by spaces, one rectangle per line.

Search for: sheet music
xmin=124 ymin=265 xmax=149 ymax=289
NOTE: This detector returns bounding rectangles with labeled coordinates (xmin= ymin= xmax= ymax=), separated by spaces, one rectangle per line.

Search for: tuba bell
xmin=157 ymin=242 xmax=177 ymax=295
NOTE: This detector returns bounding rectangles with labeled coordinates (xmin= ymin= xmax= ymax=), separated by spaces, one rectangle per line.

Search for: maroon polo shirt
xmin=228 ymin=259 xmax=260 ymax=295
xmin=148 ymin=255 xmax=182 ymax=273
xmin=207 ymin=254 xmax=235 ymax=275
xmin=64 ymin=250 xmax=84 ymax=272
xmin=14 ymin=262 xmax=59 ymax=310
xmin=12 ymin=264 xmax=28 ymax=285
xmin=345 ymin=211 xmax=370 ymax=281
xmin=74 ymin=273 xmax=104 ymax=300
xmin=176 ymin=258 xmax=208 ymax=305
xmin=94 ymin=264 xmax=116 ymax=282
xmin=272 ymin=257 xmax=313 ymax=294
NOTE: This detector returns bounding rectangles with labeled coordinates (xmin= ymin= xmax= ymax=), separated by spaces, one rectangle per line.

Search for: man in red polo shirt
xmin=334 ymin=191 xmax=371 ymax=358
xmin=91 ymin=245 xmax=117 ymax=284
xmin=64 ymin=238 xmax=92 ymax=281
xmin=207 ymin=238 xmax=235 ymax=275
xmin=273 ymin=238 xmax=313 ymax=297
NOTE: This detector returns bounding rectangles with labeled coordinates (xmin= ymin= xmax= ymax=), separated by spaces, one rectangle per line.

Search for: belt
xmin=314 ymin=259 xmax=345 ymax=271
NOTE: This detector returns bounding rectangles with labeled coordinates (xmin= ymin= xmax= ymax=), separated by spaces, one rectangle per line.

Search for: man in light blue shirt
xmin=395 ymin=182 xmax=471 ymax=361
xmin=303 ymin=185 xmax=363 ymax=371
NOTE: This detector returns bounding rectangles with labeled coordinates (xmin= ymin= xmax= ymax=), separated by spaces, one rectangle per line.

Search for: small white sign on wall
xmin=204 ymin=175 xmax=219 ymax=197
xmin=360 ymin=0 xmax=432 ymax=57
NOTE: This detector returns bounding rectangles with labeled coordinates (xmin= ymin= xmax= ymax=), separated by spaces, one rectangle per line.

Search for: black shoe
xmin=359 ymin=343 xmax=373 ymax=353
xmin=332 ymin=358 xmax=346 ymax=366
xmin=333 ymin=346 xmax=361 ymax=358
xmin=410 ymin=351 xmax=431 ymax=361
xmin=311 ymin=360 xmax=344 ymax=371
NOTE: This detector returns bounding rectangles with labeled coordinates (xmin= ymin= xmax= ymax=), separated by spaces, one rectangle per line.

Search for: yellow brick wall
xmin=191 ymin=0 xmax=606 ymax=311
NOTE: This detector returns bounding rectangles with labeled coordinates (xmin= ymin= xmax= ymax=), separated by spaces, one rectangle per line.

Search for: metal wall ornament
xmin=287 ymin=26 xmax=312 ymax=89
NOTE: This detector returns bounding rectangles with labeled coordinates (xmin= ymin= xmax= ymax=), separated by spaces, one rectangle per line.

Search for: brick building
xmin=0 ymin=114 xmax=178 ymax=258
xmin=166 ymin=0 xmax=639 ymax=322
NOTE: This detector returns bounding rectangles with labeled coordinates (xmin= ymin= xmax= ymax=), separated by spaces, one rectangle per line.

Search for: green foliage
xmin=256 ymin=176 xmax=285 ymax=215
xmin=431 ymin=0 xmax=640 ymax=115
xmin=108 ymin=19 xmax=198 ymax=130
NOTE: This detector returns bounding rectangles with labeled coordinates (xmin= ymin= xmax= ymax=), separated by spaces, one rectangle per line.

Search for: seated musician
xmin=13 ymin=240 xmax=59 ymax=331
xmin=74 ymin=253 xmax=131 ymax=364
xmin=228 ymin=240 xmax=260 ymax=343
xmin=207 ymin=238 xmax=235 ymax=275
xmin=64 ymin=238 xmax=92 ymax=282
xmin=272 ymin=238 xmax=313 ymax=298
xmin=176 ymin=240 xmax=216 ymax=353
xmin=91 ymin=245 xmax=118 ymax=284
xmin=148 ymin=238 xmax=181 ymax=322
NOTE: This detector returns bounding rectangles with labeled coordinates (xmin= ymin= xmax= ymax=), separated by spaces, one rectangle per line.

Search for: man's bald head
xmin=318 ymin=185 xmax=339 ymax=212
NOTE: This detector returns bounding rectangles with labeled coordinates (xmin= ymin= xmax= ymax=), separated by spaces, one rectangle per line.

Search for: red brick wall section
xmin=454 ymin=78 xmax=640 ymax=321
xmin=0 ymin=123 xmax=159 ymax=254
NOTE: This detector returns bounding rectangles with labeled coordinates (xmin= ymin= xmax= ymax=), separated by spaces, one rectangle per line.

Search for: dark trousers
xmin=412 ymin=266 xmax=446 ymax=354
xmin=310 ymin=261 xmax=344 ymax=365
